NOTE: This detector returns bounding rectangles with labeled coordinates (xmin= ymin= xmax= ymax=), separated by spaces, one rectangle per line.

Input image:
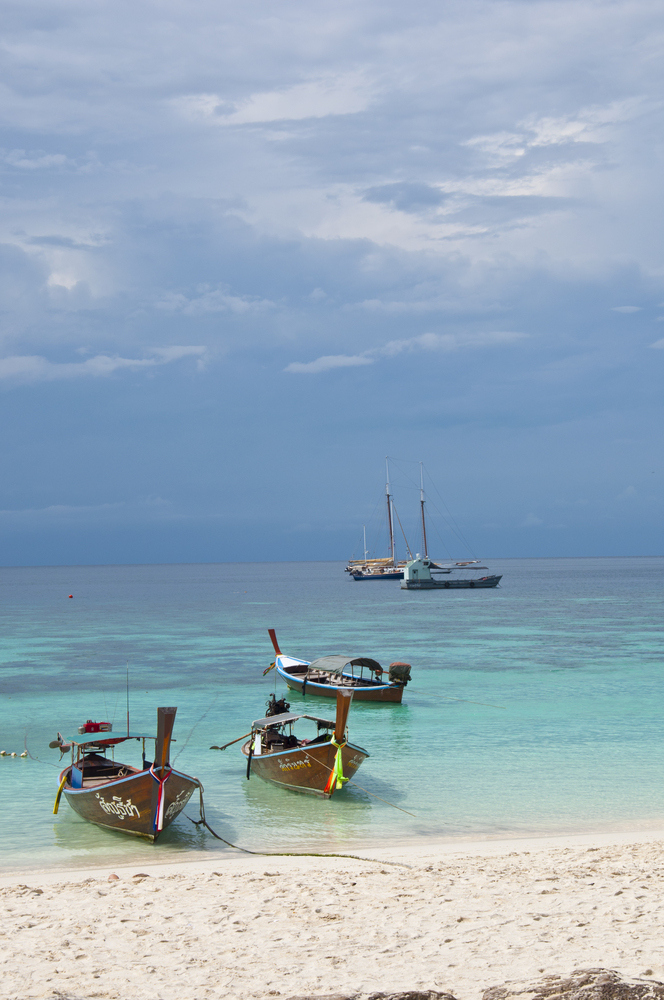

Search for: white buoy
xmin=0 ymin=751 xmax=7 ymax=756
xmin=20 ymin=751 xmax=28 ymax=758
xmin=10 ymin=752 xmax=17 ymax=757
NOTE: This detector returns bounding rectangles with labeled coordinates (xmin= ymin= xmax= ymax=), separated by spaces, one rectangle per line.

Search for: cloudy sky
xmin=1 ymin=0 xmax=663 ymax=564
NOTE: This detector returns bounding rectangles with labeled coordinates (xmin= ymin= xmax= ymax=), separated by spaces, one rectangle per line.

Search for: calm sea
xmin=1 ymin=558 xmax=663 ymax=874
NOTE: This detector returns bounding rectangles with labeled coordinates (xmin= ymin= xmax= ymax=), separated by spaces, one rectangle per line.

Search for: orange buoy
xmin=68 ymin=594 xmax=73 ymax=598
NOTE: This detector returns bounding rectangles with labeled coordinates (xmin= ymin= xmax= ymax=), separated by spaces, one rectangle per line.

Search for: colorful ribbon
xmin=323 ymin=738 xmax=348 ymax=796
xmin=150 ymin=763 xmax=172 ymax=832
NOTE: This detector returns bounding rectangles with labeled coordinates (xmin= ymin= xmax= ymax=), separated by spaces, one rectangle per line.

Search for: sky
xmin=0 ymin=0 xmax=663 ymax=565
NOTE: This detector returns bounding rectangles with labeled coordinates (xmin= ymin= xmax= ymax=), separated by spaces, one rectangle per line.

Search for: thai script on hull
xmin=165 ymin=788 xmax=193 ymax=819
xmin=279 ymin=758 xmax=312 ymax=771
xmin=95 ymin=793 xmax=141 ymax=820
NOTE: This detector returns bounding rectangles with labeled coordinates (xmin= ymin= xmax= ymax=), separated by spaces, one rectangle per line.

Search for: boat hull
xmin=242 ymin=739 xmax=368 ymax=797
xmin=401 ymin=575 xmax=502 ymax=590
xmin=60 ymin=766 xmax=199 ymax=842
xmin=276 ymin=663 xmax=404 ymax=702
xmin=350 ymin=570 xmax=403 ymax=580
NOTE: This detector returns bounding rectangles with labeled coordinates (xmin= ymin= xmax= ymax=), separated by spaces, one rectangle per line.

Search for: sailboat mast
xmin=420 ymin=462 xmax=428 ymax=558
xmin=363 ymin=524 xmax=368 ymax=561
xmin=386 ymin=457 xmax=396 ymax=566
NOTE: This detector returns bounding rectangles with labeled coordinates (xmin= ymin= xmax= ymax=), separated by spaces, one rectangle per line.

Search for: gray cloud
xmin=0 ymin=0 xmax=662 ymax=560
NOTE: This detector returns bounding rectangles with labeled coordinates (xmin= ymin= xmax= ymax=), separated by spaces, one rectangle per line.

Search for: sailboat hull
xmin=349 ymin=570 xmax=403 ymax=580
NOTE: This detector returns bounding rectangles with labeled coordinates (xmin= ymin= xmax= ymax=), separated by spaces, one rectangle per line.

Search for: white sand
xmin=2 ymin=831 xmax=664 ymax=1000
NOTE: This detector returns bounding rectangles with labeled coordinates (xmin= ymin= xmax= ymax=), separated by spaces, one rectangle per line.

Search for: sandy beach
xmin=2 ymin=830 xmax=664 ymax=1000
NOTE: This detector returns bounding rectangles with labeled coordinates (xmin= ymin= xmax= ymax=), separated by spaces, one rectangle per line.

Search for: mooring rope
xmin=185 ymin=784 xmax=412 ymax=868
xmin=23 ymin=735 xmax=61 ymax=769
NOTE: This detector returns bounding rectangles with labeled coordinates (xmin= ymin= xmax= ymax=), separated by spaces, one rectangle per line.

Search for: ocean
xmin=1 ymin=557 xmax=663 ymax=875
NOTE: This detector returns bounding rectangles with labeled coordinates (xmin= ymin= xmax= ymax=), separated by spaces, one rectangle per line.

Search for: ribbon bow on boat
xmin=323 ymin=737 xmax=349 ymax=796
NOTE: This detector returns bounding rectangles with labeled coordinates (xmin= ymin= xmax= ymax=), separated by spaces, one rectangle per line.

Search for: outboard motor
xmin=265 ymin=694 xmax=290 ymax=717
xmin=388 ymin=662 xmax=412 ymax=687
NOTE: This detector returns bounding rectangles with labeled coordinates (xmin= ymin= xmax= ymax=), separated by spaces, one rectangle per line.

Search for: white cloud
xmin=466 ymin=100 xmax=642 ymax=163
xmin=1 ymin=149 xmax=71 ymax=170
xmin=380 ymin=331 xmax=527 ymax=356
xmin=284 ymin=353 xmax=374 ymax=374
xmin=650 ymin=338 xmax=664 ymax=349
xmin=612 ymin=305 xmax=642 ymax=313
xmin=285 ymin=330 xmax=527 ymax=373
xmin=176 ymin=72 xmax=372 ymax=127
xmin=0 ymin=347 xmax=206 ymax=385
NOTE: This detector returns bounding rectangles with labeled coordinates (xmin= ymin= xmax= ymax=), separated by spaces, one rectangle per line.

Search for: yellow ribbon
xmin=53 ymin=773 xmax=68 ymax=814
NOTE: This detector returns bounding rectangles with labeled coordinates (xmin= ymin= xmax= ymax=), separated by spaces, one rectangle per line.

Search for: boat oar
xmin=210 ymin=731 xmax=251 ymax=751
xmin=53 ymin=773 xmax=68 ymax=815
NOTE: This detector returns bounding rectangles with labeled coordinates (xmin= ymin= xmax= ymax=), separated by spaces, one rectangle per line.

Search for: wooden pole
xmin=155 ymin=707 xmax=177 ymax=777
xmin=268 ymin=628 xmax=281 ymax=655
xmin=334 ymin=688 xmax=353 ymax=743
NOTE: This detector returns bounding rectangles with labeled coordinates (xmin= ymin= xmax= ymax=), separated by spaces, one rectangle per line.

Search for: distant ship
xmin=401 ymin=556 xmax=502 ymax=590
xmin=346 ymin=459 xmax=502 ymax=588
xmin=345 ymin=460 xmax=406 ymax=580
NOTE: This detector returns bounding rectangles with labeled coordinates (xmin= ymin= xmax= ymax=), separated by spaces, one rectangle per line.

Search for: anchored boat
xmin=348 ymin=459 xmax=503 ymax=590
xmin=242 ymin=688 xmax=369 ymax=797
xmin=51 ymin=707 xmax=200 ymax=841
xmin=346 ymin=459 xmax=406 ymax=580
xmin=268 ymin=628 xmax=411 ymax=703
xmin=401 ymin=555 xmax=502 ymax=589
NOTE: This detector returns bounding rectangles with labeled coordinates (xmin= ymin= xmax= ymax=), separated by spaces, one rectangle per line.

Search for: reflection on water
xmin=238 ymin=770 xmax=373 ymax=852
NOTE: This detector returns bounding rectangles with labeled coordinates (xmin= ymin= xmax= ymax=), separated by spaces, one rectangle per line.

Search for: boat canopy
xmin=308 ymin=655 xmax=382 ymax=675
xmin=252 ymin=711 xmax=335 ymax=729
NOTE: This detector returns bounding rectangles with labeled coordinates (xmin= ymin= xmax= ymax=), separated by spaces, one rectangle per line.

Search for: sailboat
xmin=347 ymin=460 xmax=502 ymax=588
xmin=345 ymin=459 xmax=407 ymax=580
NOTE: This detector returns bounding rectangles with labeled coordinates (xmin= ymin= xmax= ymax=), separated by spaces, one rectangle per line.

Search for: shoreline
xmin=5 ymin=823 xmax=664 ymax=886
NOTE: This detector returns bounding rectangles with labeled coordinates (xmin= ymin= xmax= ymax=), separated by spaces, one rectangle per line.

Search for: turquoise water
xmin=1 ymin=558 xmax=663 ymax=874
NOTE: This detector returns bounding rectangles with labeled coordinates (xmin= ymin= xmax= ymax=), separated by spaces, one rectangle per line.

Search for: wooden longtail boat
xmin=242 ymin=688 xmax=368 ymax=798
xmin=268 ymin=628 xmax=411 ymax=703
xmin=51 ymin=707 xmax=200 ymax=842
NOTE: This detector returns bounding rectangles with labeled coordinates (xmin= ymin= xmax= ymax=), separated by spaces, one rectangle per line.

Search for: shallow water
xmin=1 ymin=557 xmax=663 ymax=873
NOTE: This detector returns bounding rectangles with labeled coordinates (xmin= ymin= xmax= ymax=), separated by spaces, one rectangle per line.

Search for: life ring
xmin=444 ymin=582 xmax=450 ymax=588
xmin=469 ymin=581 xmax=475 ymax=588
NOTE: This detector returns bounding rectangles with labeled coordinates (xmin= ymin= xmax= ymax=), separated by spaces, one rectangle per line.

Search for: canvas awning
xmin=252 ymin=712 xmax=335 ymax=729
xmin=308 ymin=655 xmax=382 ymax=675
